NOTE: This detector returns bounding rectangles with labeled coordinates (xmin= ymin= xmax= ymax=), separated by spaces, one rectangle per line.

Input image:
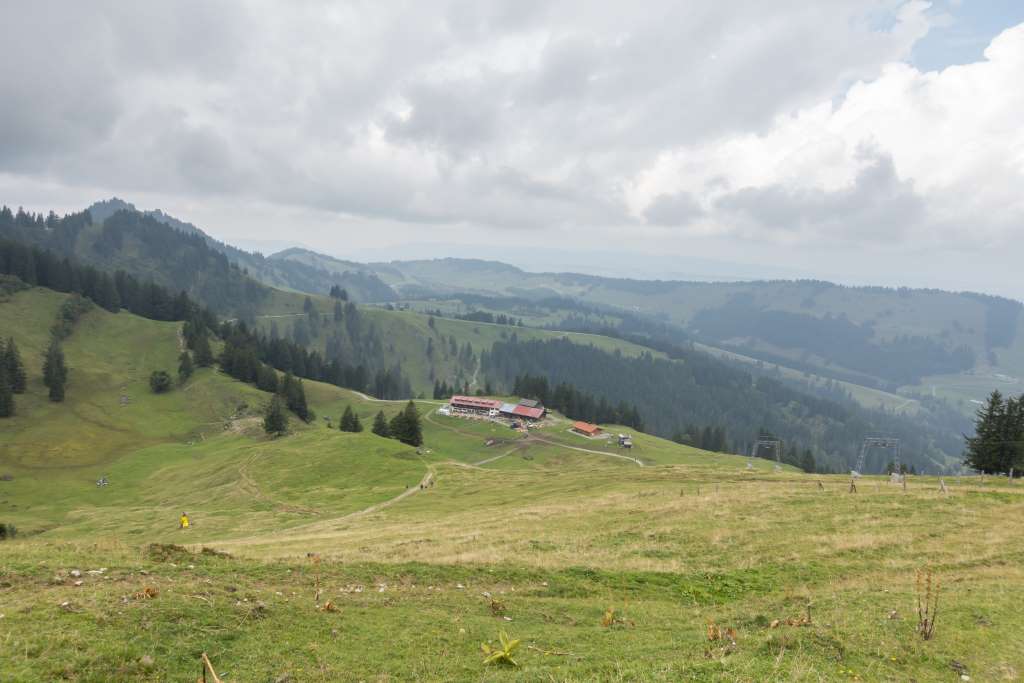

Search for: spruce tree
xmin=0 ymin=357 xmax=14 ymax=417
xmin=340 ymin=405 xmax=357 ymax=432
xmin=352 ymin=412 xmax=363 ymax=433
xmin=4 ymin=338 xmax=27 ymax=393
xmin=263 ymin=394 xmax=289 ymax=435
xmin=256 ymin=364 xmax=278 ymax=393
xmin=193 ymin=332 xmax=214 ymax=367
xmin=42 ymin=338 xmax=68 ymax=402
xmin=390 ymin=400 xmax=422 ymax=446
xmin=279 ymin=372 xmax=311 ymax=422
xmin=178 ymin=351 xmax=194 ymax=383
xmin=965 ymin=390 xmax=1006 ymax=473
xmin=372 ymin=410 xmax=390 ymax=438
xmin=388 ymin=410 xmax=407 ymax=443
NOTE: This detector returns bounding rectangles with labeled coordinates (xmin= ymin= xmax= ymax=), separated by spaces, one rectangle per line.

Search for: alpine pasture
xmin=1 ymin=288 xmax=1022 ymax=681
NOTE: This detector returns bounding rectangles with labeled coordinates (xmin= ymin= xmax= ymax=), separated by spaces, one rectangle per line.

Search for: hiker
xmin=180 ymin=512 xmax=190 ymax=529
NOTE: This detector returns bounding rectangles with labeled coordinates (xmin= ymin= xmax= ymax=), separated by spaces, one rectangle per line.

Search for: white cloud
xmin=633 ymin=22 xmax=1024 ymax=248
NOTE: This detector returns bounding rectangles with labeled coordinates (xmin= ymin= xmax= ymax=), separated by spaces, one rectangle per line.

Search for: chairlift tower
xmin=752 ymin=438 xmax=783 ymax=470
xmin=854 ymin=437 xmax=900 ymax=475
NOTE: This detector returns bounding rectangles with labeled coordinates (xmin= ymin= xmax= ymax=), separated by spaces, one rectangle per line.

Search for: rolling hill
xmin=43 ymin=200 xmax=1023 ymax=412
xmin=2 ymin=283 xmax=1023 ymax=681
xmin=1 ymin=203 xmax=977 ymax=474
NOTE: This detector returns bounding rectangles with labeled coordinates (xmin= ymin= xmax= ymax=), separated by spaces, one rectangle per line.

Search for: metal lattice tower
xmin=853 ymin=437 xmax=900 ymax=475
xmin=752 ymin=438 xmax=783 ymax=469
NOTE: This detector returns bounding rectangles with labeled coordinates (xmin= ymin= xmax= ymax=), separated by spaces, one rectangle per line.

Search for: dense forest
xmin=0 ymin=206 xmax=266 ymax=316
xmin=512 ymin=373 xmax=644 ymax=430
xmin=482 ymin=337 xmax=962 ymax=473
xmin=689 ymin=296 xmax=976 ymax=386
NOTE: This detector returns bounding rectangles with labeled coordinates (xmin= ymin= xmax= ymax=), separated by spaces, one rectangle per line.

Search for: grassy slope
xmin=0 ymin=289 xmax=426 ymax=540
xmin=3 ymin=288 xmax=1023 ymax=680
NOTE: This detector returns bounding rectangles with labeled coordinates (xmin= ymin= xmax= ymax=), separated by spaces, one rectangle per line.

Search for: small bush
xmin=0 ymin=522 xmax=17 ymax=540
xmin=149 ymin=370 xmax=173 ymax=394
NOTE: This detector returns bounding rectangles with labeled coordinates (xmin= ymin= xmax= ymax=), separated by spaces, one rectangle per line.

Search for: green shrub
xmin=149 ymin=370 xmax=173 ymax=393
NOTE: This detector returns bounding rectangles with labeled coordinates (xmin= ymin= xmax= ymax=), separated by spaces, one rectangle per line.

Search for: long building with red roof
xmin=449 ymin=395 xmax=503 ymax=412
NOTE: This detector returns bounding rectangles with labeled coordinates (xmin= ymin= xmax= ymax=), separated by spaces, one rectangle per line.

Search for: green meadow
xmin=2 ymin=287 xmax=1023 ymax=681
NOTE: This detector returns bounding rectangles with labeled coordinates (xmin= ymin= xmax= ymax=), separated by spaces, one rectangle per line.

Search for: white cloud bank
xmin=630 ymin=22 xmax=1024 ymax=249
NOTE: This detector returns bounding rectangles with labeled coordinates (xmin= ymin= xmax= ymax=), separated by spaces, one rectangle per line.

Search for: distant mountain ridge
xmin=84 ymin=200 xmax=397 ymax=303
xmin=47 ymin=200 xmax=1024 ymax=398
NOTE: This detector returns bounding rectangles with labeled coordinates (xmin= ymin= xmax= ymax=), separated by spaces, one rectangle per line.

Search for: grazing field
xmin=3 ymin=287 xmax=1024 ymax=681
xmin=4 ymin=470 xmax=1023 ymax=681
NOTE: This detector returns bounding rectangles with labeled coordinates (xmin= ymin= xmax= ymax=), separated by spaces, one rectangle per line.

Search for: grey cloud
xmin=0 ymin=0 xmax=935 ymax=235
xmin=644 ymin=192 xmax=705 ymax=226
xmin=715 ymin=153 xmax=925 ymax=240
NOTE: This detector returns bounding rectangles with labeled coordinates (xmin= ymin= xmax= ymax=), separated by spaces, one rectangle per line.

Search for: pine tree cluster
xmin=965 ymin=390 xmax=1024 ymax=475
xmin=339 ymin=405 xmax=363 ymax=432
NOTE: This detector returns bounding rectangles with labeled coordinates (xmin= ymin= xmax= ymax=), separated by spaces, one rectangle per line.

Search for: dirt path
xmin=213 ymin=466 xmax=435 ymax=550
xmin=529 ymin=434 xmax=644 ymax=467
xmin=342 ymin=466 xmax=434 ymax=520
xmin=473 ymin=445 xmax=524 ymax=467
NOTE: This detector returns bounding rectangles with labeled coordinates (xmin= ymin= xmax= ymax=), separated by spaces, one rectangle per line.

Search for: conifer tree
xmin=279 ymin=372 xmax=311 ymax=422
xmin=352 ymin=412 xmax=363 ymax=432
xmin=256 ymin=364 xmax=278 ymax=393
xmin=0 ymin=355 xmax=14 ymax=417
xmin=965 ymin=390 xmax=1023 ymax=474
xmin=4 ymin=338 xmax=27 ymax=394
xmin=263 ymin=394 xmax=289 ymax=435
xmin=42 ymin=338 xmax=68 ymax=402
xmin=372 ymin=410 xmax=390 ymax=438
xmin=193 ymin=332 xmax=214 ymax=367
xmin=178 ymin=351 xmax=194 ymax=383
xmin=339 ymin=405 xmax=356 ymax=432
xmin=389 ymin=400 xmax=422 ymax=446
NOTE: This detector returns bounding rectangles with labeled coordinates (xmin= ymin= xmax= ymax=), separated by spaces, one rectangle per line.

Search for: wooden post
xmin=201 ymin=653 xmax=223 ymax=683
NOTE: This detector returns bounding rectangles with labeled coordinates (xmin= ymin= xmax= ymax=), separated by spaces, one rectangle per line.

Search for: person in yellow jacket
xmin=179 ymin=512 xmax=190 ymax=529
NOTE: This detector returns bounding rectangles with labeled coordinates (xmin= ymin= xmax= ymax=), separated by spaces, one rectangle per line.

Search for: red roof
xmin=511 ymin=405 xmax=545 ymax=420
xmin=572 ymin=421 xmax=601 ymax=435
xmin=450 ymin=395 xmax=503 ymax=410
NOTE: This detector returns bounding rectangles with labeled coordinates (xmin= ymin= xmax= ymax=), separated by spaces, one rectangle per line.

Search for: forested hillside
xmin=88 ymin=200 xmax=396 ymax=302
xmin=483 ymin=337 xmax=968 ymax=474
xmin=0 ymin=206 xmax=266 ymax=316
xmin=354 ymin=258 xmax=1024 ymax=397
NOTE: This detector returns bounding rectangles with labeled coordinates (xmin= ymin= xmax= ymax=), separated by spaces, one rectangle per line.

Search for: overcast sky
xmin=2 ymin=1 xmax=1023 ymax=298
